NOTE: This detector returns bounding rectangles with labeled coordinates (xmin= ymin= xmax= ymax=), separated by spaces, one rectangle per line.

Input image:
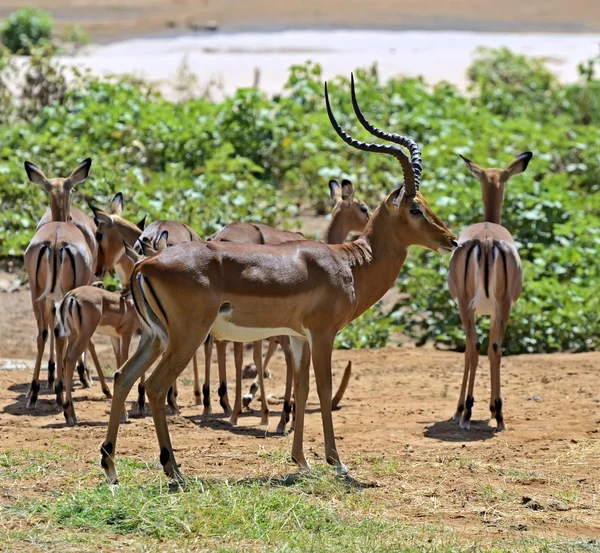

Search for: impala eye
xmin=95 ymin=232 xmax=103 ymax=241
xmin=410 ymin=208 xmax=422 ymax=216
xmin=360 ymin=205 xmax=368 ymax=213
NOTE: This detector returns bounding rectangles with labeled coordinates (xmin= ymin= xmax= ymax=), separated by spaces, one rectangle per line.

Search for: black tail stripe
xmin=143 ymin=276 xmax=168 ymax=324
xmin=498 ymin=245 xmax=508 ymax=294
xmin=65 ymin=247 xmax=77 ymax=289
xmin=463 ymin=243 xmax=477 ymax=287
xmin=50 ymin=246 xmax=58 ymax=294
xmin=76 ymin=299 xmax=83 ymax=325
xmin=68 ymin=297 xmax=75 ymax=317
xmin=484 ymin=242 xmax=490 ymax=298
xmin=35 ymin=245 xmax=48 ymax=289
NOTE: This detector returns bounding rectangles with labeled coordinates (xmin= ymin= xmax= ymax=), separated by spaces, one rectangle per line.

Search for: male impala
xmin=23 ymin=159 xmax=95 ymax=408
xmin=99 ymin=75 xmax=457 ymax=482
xmin=448 ymin=152 xmax=531 ymax=431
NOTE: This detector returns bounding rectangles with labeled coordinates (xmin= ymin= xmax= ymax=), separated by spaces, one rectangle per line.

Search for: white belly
xmin=210 ymin=313 xmax=303 ymax=342
xmin=96 ymin=324 xmax=120 ymax=338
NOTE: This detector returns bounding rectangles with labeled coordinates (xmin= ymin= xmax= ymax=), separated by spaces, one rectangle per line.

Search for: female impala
xmin=99 ymin=75 xmax=457 ymax=482
xmin=448 ymin=152 xmax=532 ymax=431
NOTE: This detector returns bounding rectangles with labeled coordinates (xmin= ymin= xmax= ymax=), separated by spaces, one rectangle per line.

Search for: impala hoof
xmin=336 ymin=463 xmax=349 ymax=477
xmin=242 ymin=394 xmax=253 ymax=409
xmin=459 ymin=420 xmax=470 ymax=430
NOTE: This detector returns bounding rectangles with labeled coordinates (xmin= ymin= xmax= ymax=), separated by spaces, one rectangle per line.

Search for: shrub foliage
xmin=0 ymin=43 xmax=598 ymax=352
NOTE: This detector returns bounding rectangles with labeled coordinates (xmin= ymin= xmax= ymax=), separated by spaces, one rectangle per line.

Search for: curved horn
xmin=350 ymin=74 xmax=422 ymax=190
xmin=325 ymin=81 xmax=417 ymax=196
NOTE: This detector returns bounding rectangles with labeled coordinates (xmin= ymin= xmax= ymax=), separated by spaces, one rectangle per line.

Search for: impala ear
xmin=340 ymin=179 xmax=354 ymax=202
xmin=156 ymin=231 xmax=169 ymax=251
xmin=459 ymin=154 xmax=484 ymax=180
xmin=329 ymin=179 xmax=342 ymax=201
xmin=63 ymin=158 xmax=92 ymax=191
xmin=136 ymin=215 xmax=146 ymax=231
xmin=24 ymin=161 xmax=52 ymax=192
xmin=110 ymin=192 xmax=124 ymax=215
xmin=503 ymin=151 xmax=533 ymax=180
xmin=386 ymin=187 xmax=405 ymax=211
xmin=123 ymin=241 xmax=144 ymax=263
xmin=89 ymin=204 xmax=114 ymax=228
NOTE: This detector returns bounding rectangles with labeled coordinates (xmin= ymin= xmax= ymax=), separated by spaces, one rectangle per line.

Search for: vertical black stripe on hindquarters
xmin=497 ymin=244 xmax=508 ymax=294
xmin=463 ymin=243 xmax=478 ymax=287
xmin=142 ymin=276 xmax=168 ymax=324
xmin=65 ymin=246 xmax=77 ymax=289
xmin=483 ymin=242 xmax=490 ymax=298
xmin=35 ymin=245 xmax=48 ymax=289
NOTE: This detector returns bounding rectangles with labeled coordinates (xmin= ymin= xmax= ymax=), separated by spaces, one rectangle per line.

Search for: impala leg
xmin=202 ymin=335 xmax=213 ymax=414
xmin=229 ymin=342 xmax=244 ymax=425
xmin=27 ymin=299 xmax=50 ymax=408
xmin=47 ymin=303 xmax=56 ymax=390
xmin=242 ymin=376 xmax=259 ymax=409
xmin=458 ymin=305 xmax=478 ymax=430
xmin=290 ymin=337 xmax=311 ymax=471
xmin=54 ymin=331 xmax=66 ymax=408
xmin=216 ymin=340 xmax=232 ymax=415
xmin=192 ymin=349 xmax=202 ymax=406
xmin=166 ymin=380 xmax=180 ymax=416
xmin=145 ymin=331 xmax=208 ymax=480
xmin=262 ymin=336 xmax=278 ymax=378
xmin=87 ymin=339 xmax=111 ymax=398
xmin=276 ymin=336 xmax=294 ymax=435
xmin=134 ymin=371 xmax=146 ymax=419
xmin=110 ymin=336 xmax=121 ymax=368
xmin=489 ymin=301 xmax=511 ymax=432
xmin=100 ymin=334 xmax=163 ymax=483
xmin=253 ymin=340 xmax=269 ymax=425
xmin=61 ymin=334 xmax=79 ymax=426
xmin=77 ymin=350 xmax=92 ymax=389
xmin=311 ymin=333 xmax=346 ymax=475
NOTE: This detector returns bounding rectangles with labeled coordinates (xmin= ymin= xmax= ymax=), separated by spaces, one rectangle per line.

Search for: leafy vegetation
xmin=0 ymin=8 xmax=53 ymax=54
xmin=0 ymin=42 xmax=598 ymax=353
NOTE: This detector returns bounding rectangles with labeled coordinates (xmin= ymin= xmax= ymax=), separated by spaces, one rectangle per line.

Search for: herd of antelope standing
xmin=20 ymin=76 xmax=532 ymax=482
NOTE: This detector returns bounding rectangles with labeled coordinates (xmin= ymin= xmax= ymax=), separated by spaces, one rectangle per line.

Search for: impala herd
xmin=19 ymin=76 xmax=532 ymax=482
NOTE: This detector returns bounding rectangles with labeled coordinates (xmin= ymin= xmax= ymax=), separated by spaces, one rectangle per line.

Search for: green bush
xmin=0 ymin=8 xmax=53 ymax=54
xmin=0 ymin=48 xmax=599 ymax=352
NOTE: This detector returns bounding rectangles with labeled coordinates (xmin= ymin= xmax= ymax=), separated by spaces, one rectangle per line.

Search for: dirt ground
xmin=1 ymin=0 xmax=600 ymax=41
xmin=1 ymin=279 xmax=599 ymax=542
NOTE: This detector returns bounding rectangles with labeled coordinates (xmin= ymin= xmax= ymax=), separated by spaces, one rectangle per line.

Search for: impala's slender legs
xmin=110 ymin=336 xmax=121 ymax=368
xmin=191 ymin=350 xmax=202 ymax=406
xmin=489 ymin=299 xmax=511 ymax=432
xmin=77 ymin=350 xmax=92 ymax=389
xmin=216 ymin=340 xmax=232 ymax=415
xmin=54 ymin=332 xmax=66 ymax=408
xmin=311 ymin=333 xmax=346 ymax=475
xmin=87 ymin=338 xmax=112 ymax=398
xmin=133 ymin=372 xmax=146 ymax=419
xmin=101 ymin=335 xmax=163 ymax=483
xmin=202 ymin=336 xmax=213 ymax=414
xmin=27 ymin=299 xmax=50 ymax=408
xmin=229 ymin=342 xmax=244 ymax=425
xmin=61 ymin=334 xmax=78 ymax=426
xmin=47 ymin=304 xmax=56 ymax=390
xmin=166 ymin=380 xmax=180 ymax=416
xmin=276 ymin=336 xmax=294 ymax=435
xmin=253 ymin=340 xmax=269 ymax=425
xmin=290 ymin=337 xmax=311 ymax=470
xmin=146 ymin=330 xmax=209 ymax=480
xmin=457 ymin=304 xmax=478 ymax=430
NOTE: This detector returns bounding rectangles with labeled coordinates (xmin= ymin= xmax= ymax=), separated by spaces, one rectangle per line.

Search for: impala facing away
xmin=99 ymin=75 xmax=457 ymax=483
xmin=23 ymin=159 xmax=96 ymax=409
xmin=448 ymin=151 xmax=532 ymax=431
xmin=204 ymin=177 xmax=368 ymax=433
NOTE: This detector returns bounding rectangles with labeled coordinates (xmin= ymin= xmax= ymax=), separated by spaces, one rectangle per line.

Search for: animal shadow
xmin=424 ymin=418 xmax=496 ymax=442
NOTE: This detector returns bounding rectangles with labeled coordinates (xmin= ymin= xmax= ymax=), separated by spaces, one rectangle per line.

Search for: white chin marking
xmin=437 ymin=247 xmax=453 ymax=255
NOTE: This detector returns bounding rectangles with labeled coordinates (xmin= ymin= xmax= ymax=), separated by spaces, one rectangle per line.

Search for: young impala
xmin=99 ymin=75 xmax=457 ymax=482
xmin=448 ymin=151 xmax=532 ymax=431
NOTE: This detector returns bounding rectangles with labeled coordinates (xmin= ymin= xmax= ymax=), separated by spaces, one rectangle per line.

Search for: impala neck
xmin=342 ymin=204 xmax=408 ymax=318
xmin=115 ymin=253 xmax=135 ymax=284
xmin=50 ymin=194 xmax=71 ymax=223
xmin=322 ymin=214 xmax=351 ymax=245
xmin=481 ymin=183 xmax=504 ymax=225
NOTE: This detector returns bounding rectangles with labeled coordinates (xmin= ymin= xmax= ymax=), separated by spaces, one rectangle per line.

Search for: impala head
xmin=91 ymin=193 xmax=145 ymax=279
xmin=459 ymin=151 xmax=533 ymax=225
xmin=329 ymin=178 xmax=370 ymax=232
xmin=24 ymin=158 xmax=92 ymax=222
xmin=325 ymin=75 xmax=457 ymax=254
